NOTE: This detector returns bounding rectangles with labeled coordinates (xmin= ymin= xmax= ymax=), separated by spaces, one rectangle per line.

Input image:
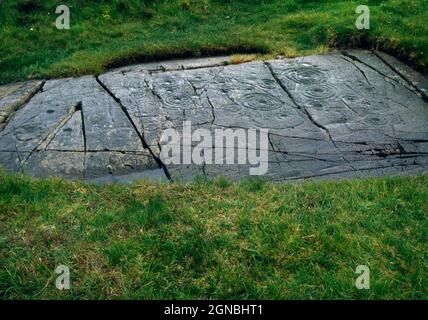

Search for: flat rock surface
xmin=0 ymin=51 xmax=427 ymax=183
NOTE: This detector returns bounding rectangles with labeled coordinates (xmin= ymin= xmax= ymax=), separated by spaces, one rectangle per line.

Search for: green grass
xmin=0 ymin=170 xmax=427 ymax=299
xmin=0 ymin=0 xmax=427 ymax=84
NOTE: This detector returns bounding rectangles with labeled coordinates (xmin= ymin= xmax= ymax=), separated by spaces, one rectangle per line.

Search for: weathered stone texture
xmin=1 ymin=51 xmax=427 ymax=183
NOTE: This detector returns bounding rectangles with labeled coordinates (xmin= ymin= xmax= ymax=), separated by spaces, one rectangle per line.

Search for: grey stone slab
xmin=267 ymin=52 xmax=428 ymax=171
xmin=269 ymin=133 xmax=339 ymax=156
xmin=22 ymin=151 xmax=85 ymax=179
xmin=84 ymin=151 xmax=159 ymax=179
xmin=45 ymin=110 xmax=84 ymax=151
xmin=399 ymin=140 xmax=428 ymax=154
xmin=1 ymin=51 xmax=428 ymax=183
xmin=342 ymin=50 xmax=414 ymax=90
xmin=0 ymin=151 xmax=28 ymax=171
xmin=0 ymin=80 xmax=44 ymax=131
xmin=0 ymin=78 xmax=80 ymax=153
xmin=85 ymin=168 xmax=168 ymax=184
xmin=205 ymin=62 xmax=327 ymax=138
xmin=98 ymin=70 xmax=164 ymax=151
xmin=273 ymin=155 xmax=352 ymax=180
xmin=374 ymin=51 xmax=428 ymax=99
xmin=0 ymin=76 xmax=150 ymax=154
xmin=99 ymin=68 xmax=216 ymax=155
xmin=149 ymin=70 xmax=214 ymax=125
xmin=0 ymin=75 xmax=158 ymax=181
xmin=82 ymin=78 xmax=145 ymax=152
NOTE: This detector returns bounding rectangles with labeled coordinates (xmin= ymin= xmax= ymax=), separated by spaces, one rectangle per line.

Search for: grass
xmin=0 ymin=170 xmax=426 ymax=299
xmin=0 ymin=0 xmax=427 ymax=85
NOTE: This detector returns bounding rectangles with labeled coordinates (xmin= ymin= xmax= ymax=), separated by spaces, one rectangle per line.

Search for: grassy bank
xmin=0 ymin=0 xmax=427 ymax=84
xmin=0 ymin=171 xmax=426 ymax=299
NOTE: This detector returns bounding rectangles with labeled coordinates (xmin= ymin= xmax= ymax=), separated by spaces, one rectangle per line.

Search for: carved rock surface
xmin=1 ymin=51 xmax=427 ymax=183
xmin=0 ymin=80 xmax=44 ymax=131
